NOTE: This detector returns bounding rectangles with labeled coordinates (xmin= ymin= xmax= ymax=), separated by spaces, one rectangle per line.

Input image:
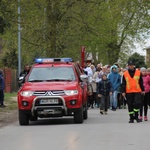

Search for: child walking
xmin=97 ymin=74 xmax=112 ymax=114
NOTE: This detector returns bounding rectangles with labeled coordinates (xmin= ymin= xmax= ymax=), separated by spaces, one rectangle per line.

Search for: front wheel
xmin=19 ymin=110 xmax=29 ymax=125
xmin=74 ymin=107 xmax=83 ymax=123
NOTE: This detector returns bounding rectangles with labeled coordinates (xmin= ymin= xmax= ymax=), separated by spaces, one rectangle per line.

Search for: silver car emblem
xmin=45 ymin=91 xmax=52 ymax=96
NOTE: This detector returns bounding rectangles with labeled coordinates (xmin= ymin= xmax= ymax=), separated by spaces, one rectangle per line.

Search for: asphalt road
xmin=0 ymin=108 xmax=150 ymax=150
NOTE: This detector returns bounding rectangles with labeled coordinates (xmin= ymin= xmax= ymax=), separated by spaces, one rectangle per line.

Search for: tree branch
xmin=119 ymin=12 xmax=135 ymax=47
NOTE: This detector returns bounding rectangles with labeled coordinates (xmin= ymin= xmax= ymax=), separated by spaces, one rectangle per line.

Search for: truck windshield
xmin=28 ymin=67 xmax=76 ymax=82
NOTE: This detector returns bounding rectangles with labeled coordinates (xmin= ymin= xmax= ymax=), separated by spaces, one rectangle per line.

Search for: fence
xmin=1 ymin=68 xmax=18 ymax=93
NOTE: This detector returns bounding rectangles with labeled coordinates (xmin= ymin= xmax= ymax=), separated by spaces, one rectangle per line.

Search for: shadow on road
xmin=29 ymin=117 xmax=75 ymax=126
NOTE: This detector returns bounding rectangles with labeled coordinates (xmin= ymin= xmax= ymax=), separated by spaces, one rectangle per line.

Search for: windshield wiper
xmin=28 ymin=79 xmax=44 ymax=82
xmin=45 ymin=79 xmax=72 ymax=81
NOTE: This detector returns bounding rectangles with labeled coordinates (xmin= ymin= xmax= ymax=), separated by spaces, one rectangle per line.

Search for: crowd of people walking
xmin=84 ymin=60 xmax=150 ymax=123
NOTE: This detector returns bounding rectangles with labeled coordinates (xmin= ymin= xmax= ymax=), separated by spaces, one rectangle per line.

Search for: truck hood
xmin=21 ymin=81 xmax=79 ymax=91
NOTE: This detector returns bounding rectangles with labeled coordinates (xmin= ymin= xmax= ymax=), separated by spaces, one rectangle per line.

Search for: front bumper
xmin=31 ymin=96 xmax=67 ymax=116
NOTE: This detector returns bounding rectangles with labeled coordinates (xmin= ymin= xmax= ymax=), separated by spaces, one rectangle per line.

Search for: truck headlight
xmin=20 ymin=91 xmax=34 ymax=97
xmin=64 ymin=90 xmax=78 ymax=95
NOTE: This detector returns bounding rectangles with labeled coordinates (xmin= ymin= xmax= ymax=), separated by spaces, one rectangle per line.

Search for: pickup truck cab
xmin=18 ymin=58 xmax=88 ymax=125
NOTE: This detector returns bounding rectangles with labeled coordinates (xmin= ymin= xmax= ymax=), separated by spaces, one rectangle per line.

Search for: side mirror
xmin=80 ymin=74 xmax=88 ymax=82
xmin=18 ymin=76 xmax=25 ymax=82
xmin=19 ymin=76 xmax=24 ymax=81
xmin=18 ymin=75 xmax=25 ymax=87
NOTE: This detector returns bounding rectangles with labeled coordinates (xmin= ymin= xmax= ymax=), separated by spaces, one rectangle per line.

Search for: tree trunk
xmin=46 ymin=0 xmax=58 ymax=57
xmin=107 ymin=42 xmax=120 ymax=65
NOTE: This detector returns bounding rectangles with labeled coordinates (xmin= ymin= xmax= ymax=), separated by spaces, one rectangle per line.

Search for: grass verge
xmin=0 ymin=92 xmax=18 ymax=112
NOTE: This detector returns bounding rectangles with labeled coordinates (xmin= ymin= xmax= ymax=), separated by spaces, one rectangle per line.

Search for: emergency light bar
xmin=35 ymin=58 xmax=73 ymax=63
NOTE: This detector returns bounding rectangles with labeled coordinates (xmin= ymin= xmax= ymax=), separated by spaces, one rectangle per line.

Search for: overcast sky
xmin=133 ymin=38 xmax=150 ymax=56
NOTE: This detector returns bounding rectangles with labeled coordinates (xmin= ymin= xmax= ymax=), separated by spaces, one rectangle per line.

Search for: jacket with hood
xmin=141 ymin=74 xmax=150 ymax=93
xmin=97 ymin=77 xmax=112 ymax=96
xmin=107 ymin=65 xmax=121 ymax=91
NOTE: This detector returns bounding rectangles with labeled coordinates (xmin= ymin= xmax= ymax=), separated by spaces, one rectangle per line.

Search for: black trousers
xmin=100 ymin=95 xmax=109 ymax=111
xmin=117 ymin=93 xmax=122 ymax=108
xmin=126 ymin=92 xmax=142 ymax=120
xmin=140 ymin=93 xmax=149 ymax=116
xmin=88 ymin=95 xmax=94 ymax=107
xmin=93 ymin=92 xmax=97 ymax=104
xmin=0 ymin=90 xmax=4 ymax=105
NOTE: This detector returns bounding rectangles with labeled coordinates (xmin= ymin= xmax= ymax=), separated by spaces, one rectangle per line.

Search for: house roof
xmin=146 ymin=46 xmax=150 ymax=50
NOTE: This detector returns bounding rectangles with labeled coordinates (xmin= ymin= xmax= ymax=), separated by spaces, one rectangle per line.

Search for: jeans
xmin=110 ymin=90 xmax=118 ymax=109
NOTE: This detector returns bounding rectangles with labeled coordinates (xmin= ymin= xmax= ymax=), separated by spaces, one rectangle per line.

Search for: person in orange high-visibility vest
xmin=121 ymin=60 xmax=145 ymax=123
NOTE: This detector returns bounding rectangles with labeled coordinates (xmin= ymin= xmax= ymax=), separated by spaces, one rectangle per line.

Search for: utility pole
xmin=18 ymin=0 xmax=21 ymax=76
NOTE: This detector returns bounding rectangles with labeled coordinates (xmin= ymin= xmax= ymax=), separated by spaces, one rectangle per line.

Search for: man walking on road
xmin=121 ymin=60 xmax=145 ymax=123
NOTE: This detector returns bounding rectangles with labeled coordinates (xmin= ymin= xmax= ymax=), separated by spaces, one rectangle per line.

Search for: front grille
xmin=33 ymin=91 xmax=45 ymax=96
xmin=33 ymin=90 xmax=65 ymax=96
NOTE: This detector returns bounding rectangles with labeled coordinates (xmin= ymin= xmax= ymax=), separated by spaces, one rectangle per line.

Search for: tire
xmin=74 ymin=107 xmax=83 ymax=123
xmin=19 ymin=110 xmax=29 ymax=125
xmin=83 ymin=102 xmax=88 ymax=120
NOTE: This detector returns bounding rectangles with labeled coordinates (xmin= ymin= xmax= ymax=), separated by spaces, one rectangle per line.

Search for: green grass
xmin=5 ymin=92 xmax=17 ymax=99
xmin=0 ymin=92 xmax=18 ymax=112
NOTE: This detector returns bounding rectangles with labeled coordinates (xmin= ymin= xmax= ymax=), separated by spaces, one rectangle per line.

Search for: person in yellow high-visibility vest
xmin=121 ymin=60 xmax=145 ymax=123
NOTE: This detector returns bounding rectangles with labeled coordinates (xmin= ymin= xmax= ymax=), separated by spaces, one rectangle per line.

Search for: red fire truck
xmin=17 ymin=58 xmax=88 ymax=125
